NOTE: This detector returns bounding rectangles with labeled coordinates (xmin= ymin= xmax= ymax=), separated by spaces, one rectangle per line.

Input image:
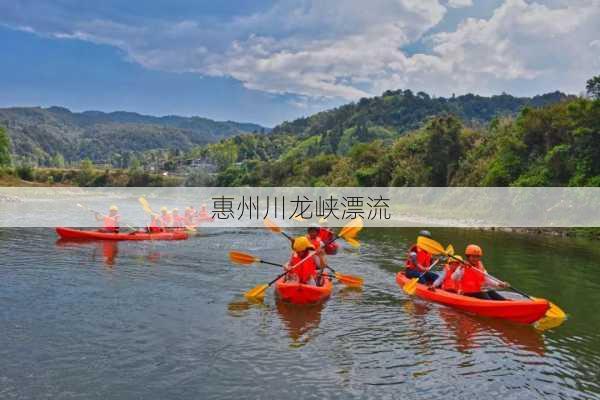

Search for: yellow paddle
xmin=416 ymin=237 xmax=566 ymax=321
xmin=230 ymin=250 xmax=364 ymax=288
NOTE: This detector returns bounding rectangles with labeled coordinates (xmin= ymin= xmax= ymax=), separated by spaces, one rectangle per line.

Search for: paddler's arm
xmin=429 ymin=270 xmax=446 ymax=290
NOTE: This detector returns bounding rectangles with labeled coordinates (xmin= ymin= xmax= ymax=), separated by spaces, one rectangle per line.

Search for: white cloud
xmin=447 ymin=0 xmax=474 ymax=8
xmin=1 ymin=0 xmax=599 ymax=102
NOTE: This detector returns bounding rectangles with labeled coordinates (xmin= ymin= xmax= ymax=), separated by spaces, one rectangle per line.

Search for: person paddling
xmin=95 ymin=205 xmax=120 ymax=233
xmin=285 ymin=237 xmax=321 ymax=285
xmin=159 ymin=207 xmax=172 ymax=228
xmin=316 ymin=221 xmax=338 ymax=255
xmin=452 ymin=244 xmax=509 ymax=300
xmin=405 ymin=230 xmax=438 ymax=283
xmin=171 ymin=208 xmax=184 ymax=228
xmin=307 ymin=224 xmax=329 ymax=283
xmin=147 ymin=214 xmax=163 ymax=233
xmin=428 ymin=255 xmax=463 ymax=292
xmin=184 ymin=207 xmax=195 ymax=226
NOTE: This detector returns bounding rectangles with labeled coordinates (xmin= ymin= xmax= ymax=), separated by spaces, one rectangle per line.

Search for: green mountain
xmin=184 ymin=90 xmax=597 ymax=188
xmin=0 ymin=106 xmax=268 ymax=164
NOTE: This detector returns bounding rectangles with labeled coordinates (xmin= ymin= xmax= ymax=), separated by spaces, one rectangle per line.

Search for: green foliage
xmin=0 ymin=126 xmax=11 ymax=166
xmin=15 ymin=163 xmax=34 ymax=181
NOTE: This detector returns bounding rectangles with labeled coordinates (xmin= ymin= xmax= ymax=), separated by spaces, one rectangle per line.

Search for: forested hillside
xmin=178 ymin=89 xmax=592 ymax=187
xmin=0 ymin=106 xmax=267 ymax=165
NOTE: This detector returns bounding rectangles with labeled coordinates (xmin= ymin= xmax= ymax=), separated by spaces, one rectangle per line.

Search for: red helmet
xmin=465 ymin=244 xmax=483 ymax=256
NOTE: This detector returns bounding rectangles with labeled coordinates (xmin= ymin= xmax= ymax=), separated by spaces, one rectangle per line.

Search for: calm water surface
xmin=1 ymin=227 xmax=599 ymax=399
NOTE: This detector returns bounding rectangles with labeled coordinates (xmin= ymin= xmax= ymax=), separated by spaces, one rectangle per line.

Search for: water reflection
xmin=276 ymin=299 xmax=325 ymax=347
xmin=55 ymin=239 xmax=161 ymax=267
xmin=438 ymin=307 xmax=545 ymax=356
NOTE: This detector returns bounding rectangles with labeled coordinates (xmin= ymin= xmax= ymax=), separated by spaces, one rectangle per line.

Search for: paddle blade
xmin=344 ymin=236 xmax=361 ymax=248
xmin=139 ymin=197 xmax=156 ymax=215
xmin=229 ymin=251 xmax=259 ymax=265
xmin=446 ymin=244 xmax=455 ymax=257
xmin=416 ymin=236 xmax=446 ymax=256
xmin=263 ymin=217 xmax=283 ymax=233
xmin=244 ymin=284 xmax=268 ymax=300
xmin=403 ymin=278 xmax=419 ymax=295
xmin=339 ymin=217 xmax=364 ymax=238
xmin=334 ymin=272 xmax=363 ymax=287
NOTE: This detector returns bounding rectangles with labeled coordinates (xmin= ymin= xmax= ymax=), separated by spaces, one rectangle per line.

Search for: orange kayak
xmin=56 ymin=227 xmax=189 ymax=241
xmin=396 ymin=272 xmax=549 ymax=324
xmin=275 ymin=275 xmax=333 ymax=305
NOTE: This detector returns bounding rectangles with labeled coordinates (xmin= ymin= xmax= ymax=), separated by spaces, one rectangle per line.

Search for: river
xmin=1 ymin=227 xmax=599 ymax=399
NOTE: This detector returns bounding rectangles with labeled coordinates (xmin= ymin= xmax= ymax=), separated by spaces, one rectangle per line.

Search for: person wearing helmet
xmin=405 ymin=229 xmax=438 ymax=283
xmin=96 ymin=205 xmax=120 ymax=233
xmin=429 ymin=255 xmax=463 ymax=292
xmin=171 ymin=208 xmax=184 ymax=228
xmin=316 ymin=220 xmax=338 ymax=255
xmin=451 ymin=244 xmax=509 ymax=300
xmin=159 ymin=207 xmax=172 ymax=228
xmin=285 ymin=236 xmax=319 ymax=285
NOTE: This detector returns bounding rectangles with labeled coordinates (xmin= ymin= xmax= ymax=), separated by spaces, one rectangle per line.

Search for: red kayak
xmin=56 ymin=227 xmax=189 ymax=241
xmin=275 ymin=275 xmax=333 ymax=305
xmin=396 ymin=272 xmax=549 ymax=324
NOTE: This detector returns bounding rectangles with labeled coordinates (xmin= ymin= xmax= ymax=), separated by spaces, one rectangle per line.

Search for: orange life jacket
xmin=160 ymin=214 xmax=172 ymax=227
xmin=459 ymin=261 xmax=486 ymax=294
xmin=103 ymin=215 xmax=119 ymax=232
xmin=148 ymin=216 xmax=162 ymax=233
xmin=406 ymin=244 xmax=431 ymax=272
xmin=441 ymin=263 xmax=459 ymax=292
xmin=172 ymin=215 xmax=184 ymax=228
xmin=289 ymin=253 xmax=317 ymax=284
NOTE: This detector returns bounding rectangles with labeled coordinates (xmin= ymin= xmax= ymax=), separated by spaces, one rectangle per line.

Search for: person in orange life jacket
xmin=147 ymin=214 xmax=163 ymax=233
xmin=285 ymin=237 xmax=320 ymax=285
xmin=404 ymin=230 xmax=438 ymax=283
xmin=307 ymin=224 xmax=328 ymax=282
xmin=197 ymin=203 xmax=212 ymax=222
xmin=171 ymin=208 xmax=184 ymax=228
xmin=316 ymin=219 xmax=338 ymax=255
xmin=159 ymin=207 xmax=173 ymax=228
xmin=183 ymin=207 xmax=195 ymax=226
xmin=428 ymin=255 xmax=463 ymax=292
xmin=96 ymin=205 xmax=120 ymax=233
xmin=451 ymin=244 xmax=509 ymax=300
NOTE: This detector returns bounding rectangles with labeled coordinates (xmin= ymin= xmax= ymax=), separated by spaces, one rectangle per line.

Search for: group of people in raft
xmin=95 ymin=204 xmax=213 ymax=233
xmin=406 ymin=230 xmax=510 ymax=300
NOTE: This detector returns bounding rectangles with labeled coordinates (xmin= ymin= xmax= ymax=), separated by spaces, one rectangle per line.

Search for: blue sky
xmin=1 ymin=0 xmax=598 ymax=126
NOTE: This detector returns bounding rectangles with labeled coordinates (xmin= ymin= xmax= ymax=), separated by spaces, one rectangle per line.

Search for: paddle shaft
xmin=414 ymin=257 xmax=442 ymax=280
xmin=78 ymin=204 xmax=138 ymax=232
xmin=266 ymin=251 xmax=317 ymax=287
xmin=447 ymin=253 xmax=529 ymax=298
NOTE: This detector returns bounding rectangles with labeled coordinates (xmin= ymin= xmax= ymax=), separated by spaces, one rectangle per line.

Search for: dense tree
xmin=0 ymin=126 xmax=11 ymax=166
xmin=586 ymin=75 xmax=600 ymax=99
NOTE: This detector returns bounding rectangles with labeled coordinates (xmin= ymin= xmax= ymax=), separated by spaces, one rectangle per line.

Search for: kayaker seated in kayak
xmin=307 ymin=224 xmax=328 ymax=282
xmin=428 ymin=255 xmax=463 ymax=292
xmin=316 ymin=221 xmax=338 ymax=255
xmin=147 ymin=214 xmax=163 ymax=233
xmin=285 ymin=236 xmax=322 ymax=286
xmin=405 ymin=230 xmax=438 ymax=283
xmin=159 ymin=207 xmax=173 ymax=228
xmin=452 ymin=244 xmax=509 ymax=300
xmin=171 ymin=208 xmax=184 ymax=228
xmin=95 ymin=205 xmax=120 ymax=233
xmin=184 ymin=207 xmax=195 ymax=226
